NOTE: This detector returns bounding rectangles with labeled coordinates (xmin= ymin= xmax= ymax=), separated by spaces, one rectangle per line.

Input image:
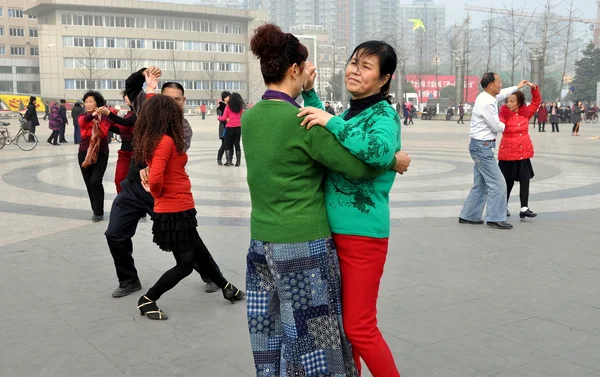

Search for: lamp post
xmin=453 ymin=52 xmax=464 ymax=105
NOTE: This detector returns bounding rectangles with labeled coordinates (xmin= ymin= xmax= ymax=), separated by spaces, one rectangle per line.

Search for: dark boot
xmin=235 ymin=150 xmax=241 ymax=167
xmin=224 ymin=151 xmax=233 ymax=166
xmin=217 ymin=147 xmax=224 ymax=165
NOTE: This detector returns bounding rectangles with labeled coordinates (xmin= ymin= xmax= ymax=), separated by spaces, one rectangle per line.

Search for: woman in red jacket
xmin=78 ymin=91 xmax=113 ymax=222
xmin=133 ymin=94 xmax=244 ymax=320
xmin=498 ymin=83 xmax=540 ymax=219
xmin=217 ymin=92 xmax=244 ymax=166
xmin=537 ymin=102 xmax=548 ymax=132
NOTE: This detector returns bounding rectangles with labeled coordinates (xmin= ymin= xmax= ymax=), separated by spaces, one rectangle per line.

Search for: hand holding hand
xmin=140 ymin=167 xmax=150 ymax=192
xmin=145 ymin=66 xmax=162 ymax=78
xmin=528 ymin=82 xmax=538 ymax=90
xmin=96 ymin=106 xmax=110 ymax=116
xmin=297 ymin=107 xmax=333 ymax=130
xmin=303 ymin=61 xmax=317 ymax=91
xmin=144 ymin=73 xmax=159 ymax=92
xmin=517 ymin=80 xmax=529 ymax=89
xmin=393 ymin=151 xmax=411 ymax=175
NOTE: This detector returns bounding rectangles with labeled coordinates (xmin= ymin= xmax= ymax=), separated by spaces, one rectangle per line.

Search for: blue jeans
xmin=460 ymin=139 xmax=507 ymax=222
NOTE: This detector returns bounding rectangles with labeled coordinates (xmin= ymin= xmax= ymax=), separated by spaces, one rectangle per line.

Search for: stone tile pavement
xmin=1 ymin=116 xmax=600 ymax=376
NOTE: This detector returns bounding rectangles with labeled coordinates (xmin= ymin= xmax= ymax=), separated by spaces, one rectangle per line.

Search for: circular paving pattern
xmin=2 ymin=140 xmax=600 ymax=225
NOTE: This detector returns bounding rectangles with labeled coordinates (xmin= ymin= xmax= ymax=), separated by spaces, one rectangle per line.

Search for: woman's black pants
xmin=225 ymin=127 xmax=241 ymax=161
xmin=78 ymin=151 xmax=109 ymax=216
xmin=217 ymin=138 xmax=226 ymax=161
xmin=146 ymin=238 xmax=228 ymax=301
xmin=47 ymin=130 xmax=59 ymax=145
xmin=551 ymin=122 xmax=559 ymax=132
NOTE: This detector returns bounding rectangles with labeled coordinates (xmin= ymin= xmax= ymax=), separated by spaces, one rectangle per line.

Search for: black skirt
xmin=499 ymin=159 xmax=535 ymax=181
xmin=151 ymin=209 xmax=201 ymax=253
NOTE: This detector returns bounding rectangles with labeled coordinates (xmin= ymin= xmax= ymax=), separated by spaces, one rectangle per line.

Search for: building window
xmin=9 ymin=28 xmax=25 ymax=37
xmin=16 ymin=67 xmax=40 ymax=74
xmin=0 ymin=28 xmax=3 ymax=36
xmin=11 ymin=47 xmax=26 ymax=56
xmin=0 ymin=81 xmax=13 ymax=92
xmin=0 ymin=9 xmax=3 ymax=17
xmin=0 ymin=46 xmax=5 ymax=55
xmin=30 ymin=47 xmax=39 ymax=56
xmin=8 ymin=9 xmax=24 ymax=18
xmin=29 ymin=28 xmax=38 ymax=38
xmin=17 ymin=82 xmax=40 ymax=94
xmin=0 ymin=66 xmax=11 ymax=73
xmin=29 ymin=15 xmax=37 ymax=20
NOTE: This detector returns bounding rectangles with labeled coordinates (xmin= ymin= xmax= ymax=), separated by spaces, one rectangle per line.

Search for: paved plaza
xmin=1 ymin=115 xmax=600 ymax=377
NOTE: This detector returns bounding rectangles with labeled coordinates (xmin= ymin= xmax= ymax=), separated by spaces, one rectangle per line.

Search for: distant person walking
xmin=58 ymin=99 xmax=69 ymax=143
xmin=325 ymin=101 xmax=336 ymax=115
xmin=549 ymin=102 xmax=560 ymax=132
xmin=457 ymin=102 xmax=465 ymax=124
xmin=23 ymin=96 xmax=39 ymax=142
xmin=71 ymin=101 xmax=84 ymax=143
xmin=43 ymin=102 xmax=50 ymax=120
xmin=459 ymin=73 xmax=528 ymax=230
xmin=216 ymin=91 xmax=230 ymax=165
xmin=537 ymin=102 xmax=548 ymax=132
xmin=218 ymin=92 xmax=244 ymax=167
xmin=200 ymin=103 xmax=206 ymax=120
xmin=572 ymin=101 xmax=584 ymax=136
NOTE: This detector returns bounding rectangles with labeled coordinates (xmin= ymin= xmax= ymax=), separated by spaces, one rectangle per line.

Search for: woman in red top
xmin=218 ymin=92 xmax=244 ymax=166
xmin=498 ymin=82 xmax=540 ymax=219
xmin=78 ymin=91 xmax=112 ymax=222
xmin=132 ymin=94 xmax=245 ymax=320
xmin=537 ymin=102 xmax=548 ymax=132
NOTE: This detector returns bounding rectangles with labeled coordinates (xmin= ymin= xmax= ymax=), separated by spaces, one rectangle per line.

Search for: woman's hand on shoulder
xmin=297 ymin=107 xmax=334 ymax=130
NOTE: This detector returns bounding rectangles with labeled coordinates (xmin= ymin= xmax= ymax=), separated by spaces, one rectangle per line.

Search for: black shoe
xmin=519 ymin=209 xmax=537 ymax=218
xmin=458 ymin=217 xmax=484 ymax=225
xmin=222 ymin=282 xmax=246 ymax=304
xmin=487 ymin=221 xmax=513 ymax=230
xmin=92 ymin=214 xmax=104 ymax=222
xmin=507 ymin=209 xmax=511 ymax=217
xmin=205 ymin=281 xmax=220 ymax=293
xmin=60 ymin=140 xmax=68 ymax=143
xmin=217 ymin=159 xmax=223 ymax=166
xmin=137 ymin=295 xmax=168 ymax=320
xmin=112 ymin=280 xmax=142 ymax=298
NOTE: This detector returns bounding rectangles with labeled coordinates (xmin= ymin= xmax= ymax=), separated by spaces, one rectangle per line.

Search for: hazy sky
xmin=148 ymin=0 xmax=600 ymax=27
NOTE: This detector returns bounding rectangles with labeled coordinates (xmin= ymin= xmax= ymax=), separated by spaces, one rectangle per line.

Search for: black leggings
xmin=146 ymin=238 xmax=228 ymax=301
xmin=551 ymin=122 xmax=559 ymax=132
xmin=506 ymin=179 xmax=530 ymax=208
xmin=78 ymin=151 xmax=109 ymax=216
xmin=572 ymin=122 xmax=580 ymax=133
xmin=225 ymin=127 xmax=241 ymax=154
xmin=539 ymin=122 xmax=546 ymax=131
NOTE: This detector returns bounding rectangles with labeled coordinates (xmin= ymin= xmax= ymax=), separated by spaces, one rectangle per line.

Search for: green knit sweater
xmin=303 ymin=92 xmax=402 ymax=238
xmin=241 ymin=94 xmax=395 ymax=243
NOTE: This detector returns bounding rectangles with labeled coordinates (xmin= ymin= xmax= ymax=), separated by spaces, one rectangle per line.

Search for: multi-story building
xmin=25 ymin=0 xmax=267 ymax=105
xmin=354 ymin=0 xmax=397 ymax=44
xmin=291 ymin=24 xmax=347 ymax=99
xmin=399 ymin=0 xmax=446 ymax=73
xmin=0 ymin=0 xmax=40 ymax=95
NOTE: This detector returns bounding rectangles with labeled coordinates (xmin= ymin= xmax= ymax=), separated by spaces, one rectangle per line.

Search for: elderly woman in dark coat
xmin=23 ymin=96 xmax=39 ymax=142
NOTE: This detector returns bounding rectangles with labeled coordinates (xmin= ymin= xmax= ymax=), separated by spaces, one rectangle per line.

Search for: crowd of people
xmin=22 ymin=16 xmax=592 ymax=376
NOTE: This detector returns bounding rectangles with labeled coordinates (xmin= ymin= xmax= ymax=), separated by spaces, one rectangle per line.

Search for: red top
xmin=148 ymin=135 xmax=195 ymax=213
xmin=200 ymin=104 xmax=206 ymax=112
xmin=537 ymin=105 xmax=548 ymax=123
xmin=218 ymin=105 xmax=243 ymax=127
xmin=78 ymin=113 xmax=112 ymax=153
xmin=498 ymin=87 xmax=541 ymax=161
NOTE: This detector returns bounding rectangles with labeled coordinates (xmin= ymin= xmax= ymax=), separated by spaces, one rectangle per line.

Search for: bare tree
xmin=483 ymin=16 xmax=501 ymax=72
xmin=167 ymin=48 xmax=186 ymax=81
xmin=432 ymin=14 xmax=442 ymax=96
xmin=497 ymin=3 xmax=533 ymax=85
xmin=413 ymin=30 xmax=429 ymax=103
xmin=202 ymin=58 xmax=220 ymax=102
xmin=462 ymin=16 xmax=474 ymax=102
xmin=559 ymin=0 xmax=577 ymax=97
xmin=384 ymin=24 xmax=408 ymax=102
xmin=78 ymin=44 xmax=105 ymax=90
xmin=123 ymin=39 xmax=143 ymax=75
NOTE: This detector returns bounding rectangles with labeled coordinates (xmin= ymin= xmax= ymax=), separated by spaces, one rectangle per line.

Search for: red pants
xmin=333 ymin=234 xmax=401 ymax=377
xmin=114 ymin=150 xmax=133 ymax=194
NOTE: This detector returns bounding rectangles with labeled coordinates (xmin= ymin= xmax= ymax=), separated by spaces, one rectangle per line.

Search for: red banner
xmin=405 ymin=75 xmax=480 ymax=103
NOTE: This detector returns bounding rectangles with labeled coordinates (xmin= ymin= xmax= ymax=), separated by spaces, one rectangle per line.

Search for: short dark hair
xmin=507 ymin=91 xmax=526 ymax=107
xmin=481 ymin=72 xmax=497 ymax=89
xmin=325 ymin=101 xmax=330 ymax=105
xmin=161 ymin=82 xmax=185 ymax=96
xmin=221 ymin=91 xmax=232 ymax=100
xmin=82 ymin=91 xmax=106 ymax=107
xmin=250 ymin=23 xmax=309 ymax=85
xmin=60 ymin=99 xmax=66 ymax=104
xmin=29 ymin=96 xmax=36 ymax=103
xmin=348 ymin=40 xmax=397 ymax=97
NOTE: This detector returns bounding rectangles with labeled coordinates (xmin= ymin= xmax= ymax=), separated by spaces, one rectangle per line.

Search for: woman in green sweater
xmin=298 ymin=41 xmax=406 ymax=377
xmin=242 ymin=24 xmax=406 ymax=377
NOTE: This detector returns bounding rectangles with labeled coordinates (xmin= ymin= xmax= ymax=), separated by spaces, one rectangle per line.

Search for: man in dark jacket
xmin=24 ymin=96 xmax=39 ymax=142
xmin=71 ymin=101 xmax=84 ymax=144
xmin=325 ymin=101 xmax=336 ymax=116
xmin=43 ymin=102 xmax=50 ymax=120
xmin=58 ymin=99 xmax=68 ymax=143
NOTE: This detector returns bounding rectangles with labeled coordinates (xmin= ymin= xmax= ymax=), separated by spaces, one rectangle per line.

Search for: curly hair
xmin=133 ymin=95 xmax=185 ymax=164
xmin=82 ymin=91 xmax=106 ymax=108
xmin=228 ymin=92 xmax=244 ymax=113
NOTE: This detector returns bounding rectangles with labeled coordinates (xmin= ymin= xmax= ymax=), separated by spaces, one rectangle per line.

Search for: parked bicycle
xmin=584 ymin=110 xmax=598 ymax=124
xmin=0 ymin=115 xmax=38 ymax=151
